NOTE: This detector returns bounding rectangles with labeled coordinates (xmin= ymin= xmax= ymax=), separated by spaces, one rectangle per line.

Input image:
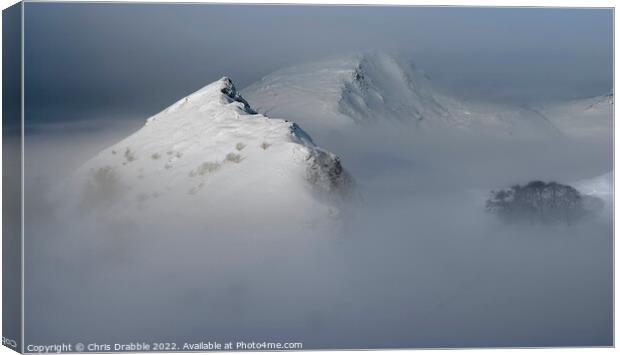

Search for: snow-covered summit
xmin=243 ymin=51 xmax=558 ymax=137
xmin=74 ymin=76 xmax=353 ymax=231
xmin=148 ymin=76 xmax=256 ymax=122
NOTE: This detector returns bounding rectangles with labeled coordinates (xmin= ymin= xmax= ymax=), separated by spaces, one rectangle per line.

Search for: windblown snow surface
xmin=24 ymin=54 xmax=612 ymax=348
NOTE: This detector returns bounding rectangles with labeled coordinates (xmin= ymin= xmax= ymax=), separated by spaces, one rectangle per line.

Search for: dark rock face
xmin=286 ymin=121 xmax=353 ymax=198
xmin=219 ymin=76 xmax=256 ymax=114
xmin=305 ymin=148 xmax=354 ymax=200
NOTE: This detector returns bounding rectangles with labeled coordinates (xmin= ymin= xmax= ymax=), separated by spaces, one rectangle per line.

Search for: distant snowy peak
xmin=243 ymin=52 xmax=449 ymax=129
xmin=339 ymin=52 xmax=451 ymax=122
xmin=243 ymin=52 xmax=558 ymax=137
xmin=74 ymin=76 xmax=353 ymax=229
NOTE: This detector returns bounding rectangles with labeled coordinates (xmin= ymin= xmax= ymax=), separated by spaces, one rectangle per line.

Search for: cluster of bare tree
xmin=486 ymin=181 xmax=603 ymax=225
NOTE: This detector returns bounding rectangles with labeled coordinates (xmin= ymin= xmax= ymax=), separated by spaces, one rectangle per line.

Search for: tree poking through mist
xmin=486 ymin=181 xmax=603 ymax=225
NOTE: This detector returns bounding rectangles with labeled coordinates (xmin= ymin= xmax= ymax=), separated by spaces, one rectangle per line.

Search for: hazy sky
xmin=24 ymin=3 xmax=613 ymax=125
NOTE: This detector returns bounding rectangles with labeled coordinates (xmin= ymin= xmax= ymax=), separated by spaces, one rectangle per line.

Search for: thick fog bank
xmin=23 ymin=122 xmax=612 ymax=348
xmin=315 ymin=125 xmax=612 ymax=192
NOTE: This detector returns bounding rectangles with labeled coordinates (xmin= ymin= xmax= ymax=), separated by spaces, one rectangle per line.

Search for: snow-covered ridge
xmin=589 ymin=91 xmax=614 ymax=108
xmin=243 ymin=51 xmax=559 ymax=137
xmin=147 ymin=76 xmax=256 ymax=125
xmin=243 ymin=52 xmax=447 ymax=128
xmin=74 ymin=77 xmax=354 ymax=229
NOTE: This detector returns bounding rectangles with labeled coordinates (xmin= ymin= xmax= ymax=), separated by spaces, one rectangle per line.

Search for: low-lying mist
xmin=23 ymin=118 xmax=612 ymax=348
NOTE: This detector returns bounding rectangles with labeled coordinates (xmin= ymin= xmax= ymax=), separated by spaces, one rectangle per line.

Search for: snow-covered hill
xmin=243 ymin=52 xmax=559 ymax=137
xmin=73 ymin=77 xmax=353 ymax=232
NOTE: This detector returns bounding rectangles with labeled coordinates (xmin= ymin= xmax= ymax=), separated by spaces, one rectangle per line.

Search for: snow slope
xmin=243 ymin=52 xmax=559 ymax=137
xmin=574 ymin=171 xmax=613 ymax=218
xmin=540 ymin=92 xmax=613 ymax=141
xmin=575 ymin=171 xmax=613 ymax=199
xmin=74 ymin=77 xmax=353 ymax=232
